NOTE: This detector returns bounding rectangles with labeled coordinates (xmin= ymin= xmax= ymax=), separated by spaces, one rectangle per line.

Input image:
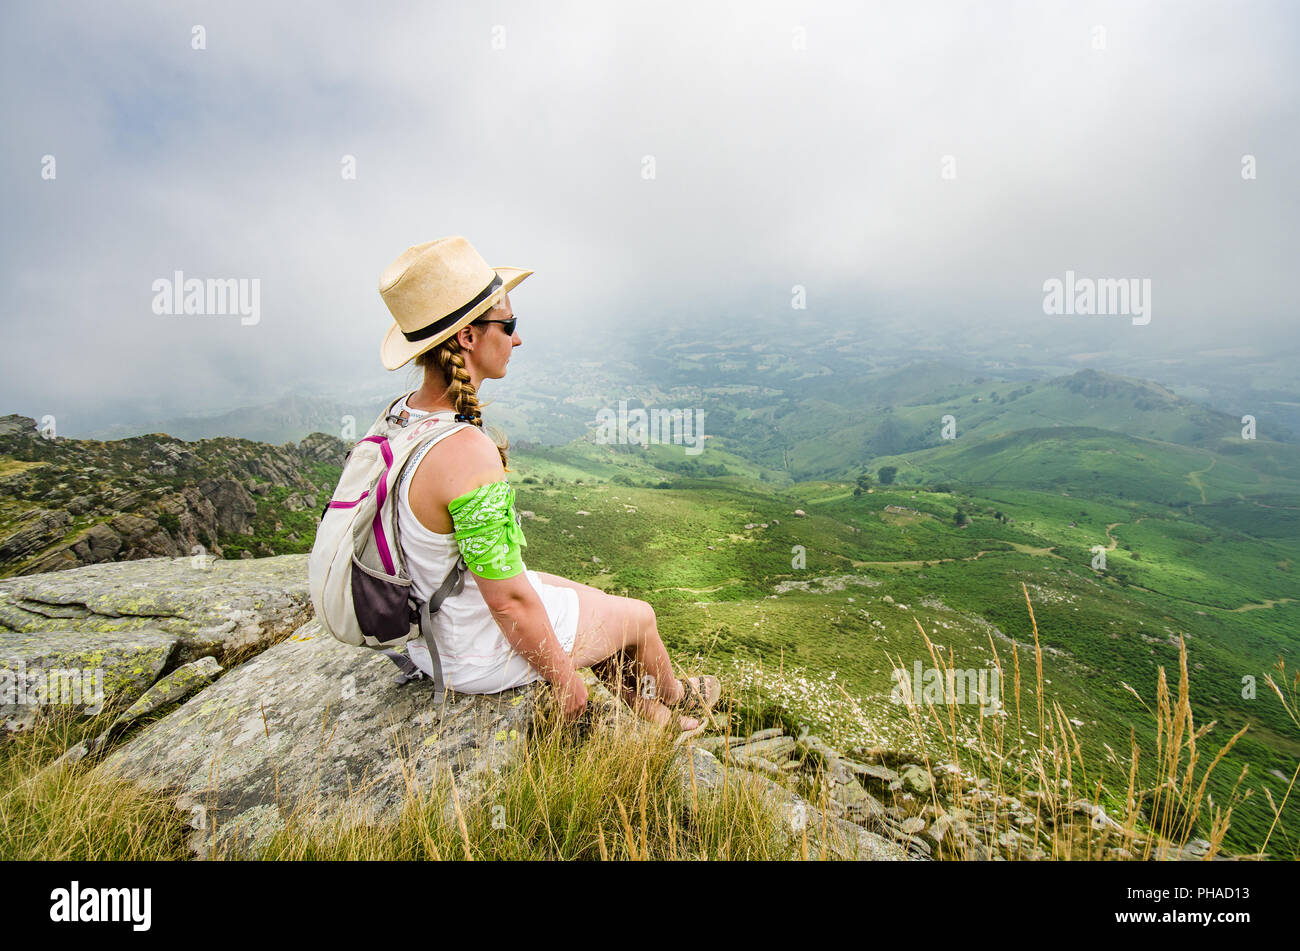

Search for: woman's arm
xmin=476 ymin=573 xmax=583 ymax=693
xmin=441 ymin=431 xmax=587 ymax=713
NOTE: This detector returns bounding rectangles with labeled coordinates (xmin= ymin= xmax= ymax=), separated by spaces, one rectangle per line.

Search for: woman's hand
xmin=553 ymin=670 xmax=589 ymax=721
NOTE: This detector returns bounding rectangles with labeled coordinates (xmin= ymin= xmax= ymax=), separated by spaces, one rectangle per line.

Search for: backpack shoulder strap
xmin=385 ymin=415 xmax=476 ymax=589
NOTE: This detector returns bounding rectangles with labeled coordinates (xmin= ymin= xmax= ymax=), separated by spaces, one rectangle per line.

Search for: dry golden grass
xmin=233 ymin=695 xmax=803 ymax=861
xmin=0 ymin=705 xmax=189 ymax=860
xmin=869 ymin=583 xmax=1265 ymax=860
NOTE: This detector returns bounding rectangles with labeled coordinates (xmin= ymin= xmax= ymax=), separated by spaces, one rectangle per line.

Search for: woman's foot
xmin=597 ymin=667 xmax=701 ymax=733
xmin=632 ymin=694 xmax=700 ymax=733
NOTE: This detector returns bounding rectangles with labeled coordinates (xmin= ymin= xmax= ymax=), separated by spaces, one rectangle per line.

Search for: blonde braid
xmin=414 ymin=338 xmax=510 ymax=472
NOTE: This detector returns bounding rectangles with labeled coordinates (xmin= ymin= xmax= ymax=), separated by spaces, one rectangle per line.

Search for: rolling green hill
xmin=867 ymin=426 xmax=1300 ymax=505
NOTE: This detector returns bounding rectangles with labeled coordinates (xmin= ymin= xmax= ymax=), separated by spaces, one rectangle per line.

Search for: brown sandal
xmin=667 ymin=676 xmax=719 ymax=745
xmin=675 ymin=675 xmax=720 ymax=713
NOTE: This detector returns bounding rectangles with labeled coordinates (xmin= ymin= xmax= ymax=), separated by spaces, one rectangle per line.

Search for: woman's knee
xmin=568 ymin=591 xmax=658 ymax=667
xmin=619 ymin=598 xmax=656 ymax=646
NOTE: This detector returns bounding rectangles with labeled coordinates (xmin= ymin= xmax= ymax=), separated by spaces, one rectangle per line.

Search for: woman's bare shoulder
xmin=412 ymin=425 xmax=506 ymax=503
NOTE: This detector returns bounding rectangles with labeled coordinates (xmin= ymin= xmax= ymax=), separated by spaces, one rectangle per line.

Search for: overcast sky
xmin=2 ymin=0 xmax=1297 ymax=433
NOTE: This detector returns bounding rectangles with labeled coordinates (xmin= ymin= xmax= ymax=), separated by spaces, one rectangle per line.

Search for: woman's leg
xmin=533 ymin=571 xmax=690 ymax=719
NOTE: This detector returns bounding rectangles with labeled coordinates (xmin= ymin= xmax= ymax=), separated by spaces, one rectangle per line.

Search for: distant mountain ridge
xmin=0 ymin=414 xmax=348 ymax=577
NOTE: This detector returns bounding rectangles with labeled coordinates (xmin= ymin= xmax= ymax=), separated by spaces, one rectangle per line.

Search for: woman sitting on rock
xmin=376 ymin=236 xmax=720 ymax=736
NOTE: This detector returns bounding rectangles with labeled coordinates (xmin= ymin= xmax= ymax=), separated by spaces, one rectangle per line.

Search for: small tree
xmin=878 ymin=466 xmax=898 ymax=485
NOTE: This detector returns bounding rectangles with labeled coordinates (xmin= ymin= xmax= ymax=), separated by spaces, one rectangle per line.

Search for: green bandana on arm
xmin=448 ymin=480 xmax=528 ymax=579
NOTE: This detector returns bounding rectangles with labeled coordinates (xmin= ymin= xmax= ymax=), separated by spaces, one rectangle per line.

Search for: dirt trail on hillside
xmin=850 ymin=543 xmax=1061 ymax=569
xmin=1186 ymin=454 xmax=1217 ymax=505
xmin=1228 ymin=598 xmax=1297 ymax=613
xmin=1103 ymin=516 xmax=1147 ymax=551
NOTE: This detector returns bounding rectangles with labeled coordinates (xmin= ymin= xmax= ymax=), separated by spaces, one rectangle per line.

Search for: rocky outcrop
xmin=0 ymin=554 xmax=312 ymax=663
xmin=0 ymin=509 xmax=73 ymax=565
xmin=91 ymin=613 xmax=924 ymax=860
xmin=0 ymin=415 xmax=39 ymax=438
xmin=0 ymin=418 xmax=346 ymax=576
xmin=194 ymin=478 xmax=258 ymax=535
xmin=677 ymin=744 xmax=912 ymax=860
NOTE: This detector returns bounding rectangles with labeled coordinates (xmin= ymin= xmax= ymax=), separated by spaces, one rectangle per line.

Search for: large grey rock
xmin=0 ymin=554 xmax=312 ymax=662
xmin=0 ymin=415 xmax=38 ymax=438
xmin=96 ymin=619 xmax=545 ymax=857
xmin=1 ymin=629 xmax=179 ymax=731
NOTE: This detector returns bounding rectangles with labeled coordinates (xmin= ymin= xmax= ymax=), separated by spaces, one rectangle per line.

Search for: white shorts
xmin=437 ymin=569 xmax=581 ymax=695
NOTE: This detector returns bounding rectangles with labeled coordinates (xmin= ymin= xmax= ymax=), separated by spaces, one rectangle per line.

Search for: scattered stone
xmin=694 ymin=734 xmax=748 ymax=754
xmin=729 ymin=753 xmax=788 ymax=780
xmin=675 ymin=746 xmax=914 ymax=861
xmin=845 ymin=760 xmax=900 ymax=788
xmin=899 ymin=764 xmax=933 ymax=797
xmin=727 ymin=734 xmax=796 ymax=763
xmin=1070 ymin=799 xmax=1124 ymax=832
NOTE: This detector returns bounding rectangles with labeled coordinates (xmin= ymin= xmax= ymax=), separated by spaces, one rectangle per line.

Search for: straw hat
xmin=378 ymin=236 xmax=533 ymax=370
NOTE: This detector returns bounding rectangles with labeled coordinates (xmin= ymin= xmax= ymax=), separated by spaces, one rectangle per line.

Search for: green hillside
xmin=675 ymin=367 xmax=1278 ymax=482
xmin=868 ymin=426 xmax=1300 ymax=505
xmin=503 ymin=361 xmax=1300 ymax=858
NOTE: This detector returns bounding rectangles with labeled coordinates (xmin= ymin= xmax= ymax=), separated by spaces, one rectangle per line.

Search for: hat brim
xmin=381 ymin=266 xmax=532 ymax=371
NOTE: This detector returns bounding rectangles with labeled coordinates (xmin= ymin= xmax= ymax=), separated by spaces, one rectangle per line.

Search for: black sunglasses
xmin=474 ymin=316 xmax=517 ymax=335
